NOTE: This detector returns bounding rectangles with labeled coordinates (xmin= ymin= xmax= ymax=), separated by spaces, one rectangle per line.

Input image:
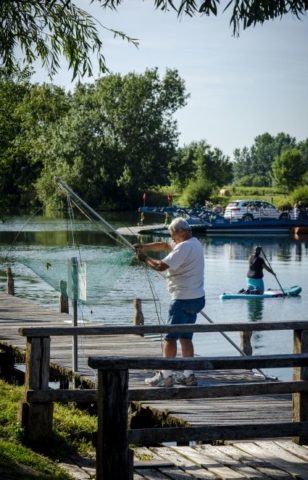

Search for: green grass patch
xmin=0 ymin=379 xmax=97 ymax=479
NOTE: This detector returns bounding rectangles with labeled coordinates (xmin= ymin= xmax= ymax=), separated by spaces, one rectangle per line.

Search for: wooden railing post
xmin=240 ymin=331 xmax=252 ymax=356
xmin=59 ymin=280 xmax=69 ymax=313
xmin=6 ymin=267 xmax=14 ymax=295
xmin=96 ymin=367 xmax=132 ymax=480
xmin=293 ymin=329 xmax=308 ymax=444
xmin=133 ymin=298 xmax=144 ymax=336
xmin=18 ymin=336 xmax=53 ymax=443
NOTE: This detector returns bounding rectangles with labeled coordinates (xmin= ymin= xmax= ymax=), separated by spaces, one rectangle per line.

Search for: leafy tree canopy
xmin=1 ymin=1 xmax=307 ymax=80
xmin=32 ymin=68 xmax=188 ymax=209
xmin=271 ymin=148 xmax=306 ymax=192
xmin=232 ymin=132 xmax=297 ymax=187
xmin=102 ymin=0 xmax=308 ymax=36
xmin=170 ymin=140 xmax=233 ymax=191
xmin=0 ymin=0 xmax=138 ymax=80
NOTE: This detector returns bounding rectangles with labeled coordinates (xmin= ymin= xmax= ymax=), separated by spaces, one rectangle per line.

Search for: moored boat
xmin=126 ymin=206 xmax=308 ymax=236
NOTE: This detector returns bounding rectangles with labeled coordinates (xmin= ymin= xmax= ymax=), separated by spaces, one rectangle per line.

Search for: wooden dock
xmin=57 ymin=440 xmax=308 ymax=479
xmin=2 ymin=291 xmax=308 ymax=479
xmin=0 ymin=290 xmax=291 ymax=427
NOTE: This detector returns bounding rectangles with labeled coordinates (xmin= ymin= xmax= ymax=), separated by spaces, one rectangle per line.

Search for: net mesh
xmin=3 ymin=180 xmax=140 ymax=307
xmin=19 ymin=247 xmax=134 ymax=306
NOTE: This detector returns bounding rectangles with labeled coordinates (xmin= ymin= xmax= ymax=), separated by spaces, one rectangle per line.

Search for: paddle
xmin=260 ymin=247 xmax=288 ymax=297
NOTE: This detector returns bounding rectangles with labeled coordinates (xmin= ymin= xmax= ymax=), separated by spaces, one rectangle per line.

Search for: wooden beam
xmin=128 ymin=422 xmax=308 ymax=445
xmin=88 ymin=353 xmax=308 ymax=371
xmin=26 ymin=380 xmax=308 ymax=403
xmin=18 ymin=321 xmax=308 ymax=337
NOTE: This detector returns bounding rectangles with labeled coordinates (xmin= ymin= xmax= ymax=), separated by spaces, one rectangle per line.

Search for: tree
xmin=232 ymin=132 xmax=297 ymax=186
xmin=0 ymin=0 xmax=138 ymax=80
xmin=102 ymin=0 xmax=308 ymax=35
xmin=1 ymin=1 xmax=307 ymax=80
xmin=271 ymin=148 xmax=306 ymax=192
xmin=0 ymin=66 xmax=71 ymax=207
xmin=232 ymin=147 xmax=252 ymax=185
xmin=170 ymin=140 xmax=233 ymax=192
xmin=34 ymin=68 xmax=188 ymax=209
xmin=0 ymin=65 xmax=33 ymax=205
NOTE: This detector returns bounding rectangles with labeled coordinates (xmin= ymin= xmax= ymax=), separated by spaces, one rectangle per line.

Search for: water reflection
xmin=247 ymin=299 xmax=264 ymax=322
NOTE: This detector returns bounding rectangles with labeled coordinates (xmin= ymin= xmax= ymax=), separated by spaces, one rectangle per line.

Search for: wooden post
xmin=96 ymin=368 xmax=132 ymax=480
xmin=133 ymin=298 xmax=144 ymax=336
xmin=293 ymin=329 xmax=308 ymax=444
xmin=6 ymin=267 xmax=14 ymax=295
xmin=71 ymin=257 xmax=78 ymax=378
xmin=18 ymin=336 xmax=53 ymax=442
xmin=240 ymin=331 xmax=252 ymax=356
xmin=59 ymin=280 xmax=69 ymax=313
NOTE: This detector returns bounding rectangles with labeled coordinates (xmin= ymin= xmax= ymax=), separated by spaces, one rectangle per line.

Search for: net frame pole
xmin=71 ymin=257 xmax=78 ymax=384
xmin=54 ymin=177 xmax=134 ymax=250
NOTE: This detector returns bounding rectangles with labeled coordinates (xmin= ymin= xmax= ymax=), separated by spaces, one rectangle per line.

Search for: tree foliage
xmin=232 ymin=132 xmax=297 ymax=187
xmin=32 ymin=68 xmax=188 ymax=209
xmin=271 ymin=148 xmax=306 ymax=192
xmin=0 ymin=0 xmax=138 ymax=80
xmin=101 ymin=0 xmax=308 ymax=36
xmin=0 ymin=65 xmax=34 ymax=205
xmin=170 ymin=140 xmax=233 ymax=203
xmin=1 ymin=1 xmax=307 ymax=80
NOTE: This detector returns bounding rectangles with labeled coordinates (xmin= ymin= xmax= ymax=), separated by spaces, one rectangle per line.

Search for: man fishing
xmin=134 ymin=217 xmax=205 ymax=387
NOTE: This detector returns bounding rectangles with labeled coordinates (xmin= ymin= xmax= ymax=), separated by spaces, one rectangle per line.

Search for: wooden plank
xmin=186 ymin=444 xmax=270 ymax=479
xmin=88 ymin=354 xmax=308 ymax=371
xmin=25 ymin=381 xmax=308 ymax=403
xmin=153 ymin=446 xmax=244 ymax=479
xmin=195 ymin=444 xmax=292 ymax=479
xmin=274 ymin=440 xmax=308 ymax=461
xmin=18 ymin=322 xmax=308 ymax=337
xmin=134 ymin=443 xmax=308 ymax=480
xmin=232 ymin=442 xmax=308 ymax=479
xmin=197 ymin=444 xmax=272 ymax=479
xmin=254 ymin=441 xmax=308 ymax=477
xmin=128 ymin=423 xmax=308 ymax=445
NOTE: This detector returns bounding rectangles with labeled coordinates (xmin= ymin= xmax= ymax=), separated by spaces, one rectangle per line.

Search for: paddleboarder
xmin=239 ymin=246 xmax=276 ymax=294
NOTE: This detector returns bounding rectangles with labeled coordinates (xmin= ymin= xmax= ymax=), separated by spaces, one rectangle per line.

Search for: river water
xmin=0 ymin=211 xmax=307 ymax=381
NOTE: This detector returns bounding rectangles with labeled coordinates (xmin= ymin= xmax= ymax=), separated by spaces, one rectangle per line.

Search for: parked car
xmin=224 ymin=199 xmax=289 ymax=222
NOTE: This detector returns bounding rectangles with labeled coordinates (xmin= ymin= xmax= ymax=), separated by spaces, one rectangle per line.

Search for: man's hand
xmin=133 ymin=243 xmax=144 ymax=252
xmin=136 ymin=251 xmax=147 ymax=262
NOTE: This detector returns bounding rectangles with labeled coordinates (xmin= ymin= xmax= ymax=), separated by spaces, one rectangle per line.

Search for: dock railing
xmin=18 ymin=321 xmax=308 ymax=480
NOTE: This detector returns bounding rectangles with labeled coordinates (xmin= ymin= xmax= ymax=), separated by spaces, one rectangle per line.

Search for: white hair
xmin=168 ymin=217 xmax=191 ymax=233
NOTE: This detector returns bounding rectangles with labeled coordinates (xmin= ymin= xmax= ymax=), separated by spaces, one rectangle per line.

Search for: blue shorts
xmin=165 ymin=296 xmax=206 ymax=341
xmin=246 ymin=277 xmax=264 ymax=291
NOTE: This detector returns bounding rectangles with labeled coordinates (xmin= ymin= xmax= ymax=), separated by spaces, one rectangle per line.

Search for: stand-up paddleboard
xmin=220 ymin=285 xmax=301 ymax=300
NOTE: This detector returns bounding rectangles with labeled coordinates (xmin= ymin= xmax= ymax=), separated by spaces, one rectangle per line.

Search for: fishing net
xmin=2 ymin=179 xmax=139 ymax=306
xmin=19 ymin=246 xmax=134 ymax=306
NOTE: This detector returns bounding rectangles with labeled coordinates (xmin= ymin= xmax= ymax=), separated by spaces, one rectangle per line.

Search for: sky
xmin=30 ymin=1 xmax=308 ymax=159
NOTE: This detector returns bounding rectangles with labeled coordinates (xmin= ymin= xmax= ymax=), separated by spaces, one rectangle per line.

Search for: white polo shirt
xmin=162 ymin=237 xmax=205 ymax=300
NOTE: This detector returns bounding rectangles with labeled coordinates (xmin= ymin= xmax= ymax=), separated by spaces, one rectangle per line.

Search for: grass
xmin=0 ymin=378 xmax=97 ymax=479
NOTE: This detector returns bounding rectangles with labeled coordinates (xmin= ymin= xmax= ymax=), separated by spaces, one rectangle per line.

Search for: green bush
xmin=179 ymin=179 xmax=215 ymax=207
xmin=291 ymin=186 xmax=308 ymax=207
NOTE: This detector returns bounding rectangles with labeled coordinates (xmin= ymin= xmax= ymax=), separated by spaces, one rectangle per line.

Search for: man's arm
xmin=136 ymin=252 xmax=169 ymax=272
xmin=133 ymin=242 xmax=171 ymax=252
